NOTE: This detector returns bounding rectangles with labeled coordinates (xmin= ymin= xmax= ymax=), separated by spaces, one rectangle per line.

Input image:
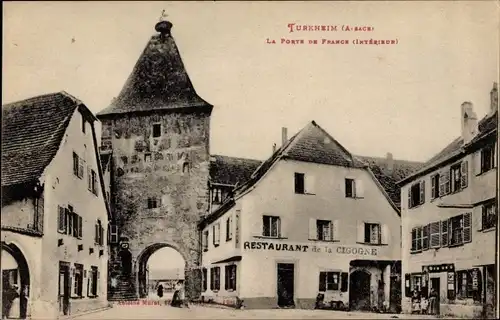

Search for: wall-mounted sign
xmin=121 ymin=242 xmax=129 ymax=250
xmin=243 ymin=241 xmax=378 ymax=256
xmin=472 ymin=268 xmax=479 ymax=291
xmin=424 ymin=263 xmax=454 ymax=273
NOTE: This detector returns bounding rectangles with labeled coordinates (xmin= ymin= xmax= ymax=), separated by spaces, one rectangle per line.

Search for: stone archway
xmin=1 ymin=242 xmax=30 ymax=319
xmin=135 ymin=243 xmax=188 ymax=299
xmin=349 ymin=269 xmax=371 ymax=311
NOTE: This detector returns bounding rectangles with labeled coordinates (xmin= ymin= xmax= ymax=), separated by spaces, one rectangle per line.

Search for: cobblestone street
xmin=72 ymin=304 xmax=441 ymax=320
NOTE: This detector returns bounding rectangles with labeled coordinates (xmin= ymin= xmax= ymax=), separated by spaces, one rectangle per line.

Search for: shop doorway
xmin=277 ymin=263 xmax=295 ymax=308
xmin=349 ymin=269 xmax=371 ymax=311
xmin=390 ymin=275 xmax=402 ymax=313
xmin=430 ymin=277 xmax=440 ymax=315
xmin=118 ymin=249 xmax=132 ymax=276
xmin=58 ymin=262 xmax=70 ymax=316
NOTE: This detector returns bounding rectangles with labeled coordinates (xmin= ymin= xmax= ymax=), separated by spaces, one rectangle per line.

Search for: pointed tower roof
xmin=97 ymin=20 xmax=212 ymax=117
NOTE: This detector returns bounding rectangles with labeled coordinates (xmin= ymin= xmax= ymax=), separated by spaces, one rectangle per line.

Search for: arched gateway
xmin=97 ymin=18 xmax=213 ymax=301
xmin=1 ymin=242 xmax=30 ymax=319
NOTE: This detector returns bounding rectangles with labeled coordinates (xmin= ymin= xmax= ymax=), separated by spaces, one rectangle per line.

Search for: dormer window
xmin=212 ymin=188 xmax=222 ymax=204
xmin=152 ymin=123 xmax=162 ymax=138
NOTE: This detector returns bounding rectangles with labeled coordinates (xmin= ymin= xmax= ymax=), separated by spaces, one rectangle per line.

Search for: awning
xmin=213 ymin=256 xmax=242 ymax=264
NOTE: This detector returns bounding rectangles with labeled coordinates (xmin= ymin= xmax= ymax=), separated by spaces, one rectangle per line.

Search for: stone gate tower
xmin=97 ymin=20 xmax=212 ymax=300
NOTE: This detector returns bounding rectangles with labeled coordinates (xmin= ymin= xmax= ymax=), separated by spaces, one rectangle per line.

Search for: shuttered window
xmin=441 ymin=219 xmax=449 ymax=247
xmin=429 ymin=221 xmax=440 ymax=248
xmin=422 ymin=224 xmax=429 ymax=250
xmin=58 ymin=206 xmax=66 ymax=233
xmin=319 ymin=271 xmax=340 ymax=291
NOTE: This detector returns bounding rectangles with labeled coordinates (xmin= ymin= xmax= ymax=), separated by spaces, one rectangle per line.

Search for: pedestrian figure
xmin=170 ymin=281 xmax=182 ymax=307
xmin=177 ymin=280 xmax=189 ymax=308
xmin=428 ymin=287 xmax=438 ymax=315
xmin=157 ymin=284 xmax=164 ymax=298
xmin=411 ymin=290 xmax=420 ymax=314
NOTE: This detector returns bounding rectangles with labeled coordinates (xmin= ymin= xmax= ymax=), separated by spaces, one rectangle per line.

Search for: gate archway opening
xmin=1 ymin=242 xmax=30 ymax=319
xmin=136 ymin=244 xmax=186 ymax=299
xmin=349 ymin=269 xmax=371 ymax=311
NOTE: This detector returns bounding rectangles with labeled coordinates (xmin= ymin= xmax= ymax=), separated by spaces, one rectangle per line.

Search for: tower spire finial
xmin=155 ymin=10 xmax=172 ymax=39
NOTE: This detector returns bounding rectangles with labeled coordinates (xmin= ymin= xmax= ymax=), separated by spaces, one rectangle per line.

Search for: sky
xmin=147 ymin=247 xmax=184 ymax=279
xmin=3 ymin=1 xmax=499 ymax=162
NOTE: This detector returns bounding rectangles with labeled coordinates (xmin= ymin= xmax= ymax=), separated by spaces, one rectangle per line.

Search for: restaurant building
xmin=199 ymin=121 xmax=421 ymax=311
xmin=399 ymin=83 xmax=498 ymax=318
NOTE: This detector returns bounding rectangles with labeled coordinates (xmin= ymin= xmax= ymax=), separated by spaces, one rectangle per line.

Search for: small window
xmin=450 ymin=215 xmax=464 ymax=245
xmin=294 ymin=173 xmax=305 ymax=194
xmin=317 ymin=220 xmax=332 ymax=241
xmin=81 ymin=115 xmax=86 ymax=134
xmin=210 ymin=267 xmax=220 ymax=291
xmin=482 ymin=201 xmax=497 ymax=230
xmin=58 ymin=206 xmax=67 ymax=233
xmin=147 ymin=197 xmax=159 ymax=209
xmin=411 ymin=227 xmax=423 ymax=252
xmin=450 ymin=164 xmax=462 ymax=193
xmin=409 ymin=181 xmax=425 ymax=208
xmin=319 ymin=271 xmax=340 ymax=291
xmin=224 ymin=265 xmax=237 ymax=291
xmin=212 ymin=223 xmax=220 ymax=246
xmin=364 ymin=223 xmax=381 ymax=244
xmin=95 ymin=220 xmax=104 ymax=246
xmin=481 ymin=145 xmax=494 ymax=173
xmin=212 ymin=188 xmax=222 ymax=204
xmin=345 ymin=179 xmax=355 ymax=198
xmin=152 ymin=123 xmax=162 ymax=138
xmin=109 ymin=225 xmax=118 ymax=244
xmin=73 ymin=152 xmax=84 ymax=179
xmin=262 ymin=215 xmax=281 ymax=238
xmin=431 ymin=174 xmax=440 ymax=199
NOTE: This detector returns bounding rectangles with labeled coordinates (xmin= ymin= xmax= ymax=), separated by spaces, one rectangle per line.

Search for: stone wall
xmin=100 ymin=110 xmax=211 ymax=298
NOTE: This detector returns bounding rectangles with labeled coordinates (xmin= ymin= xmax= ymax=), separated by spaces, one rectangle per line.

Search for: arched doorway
xmin=349 ymin=269 xmax=371 ymax=311
xmin=136 ymin=244 xmax=186 ymax=299
xmin=1 ymin=242 xmax=30 ymax=319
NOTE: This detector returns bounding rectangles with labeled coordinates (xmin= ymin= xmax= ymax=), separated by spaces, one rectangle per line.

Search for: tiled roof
xmin=209 ymin=155 xmax=262 ymax=186
xmin=97 ymin=31 xmax=212 ymax=117
xmin=399 ymin=110 xmax=497 ymax=185
xmin=355 ymin=156 xmax=423 ymax=207
xmin=2 ymin=92 xmax=81 ymax=187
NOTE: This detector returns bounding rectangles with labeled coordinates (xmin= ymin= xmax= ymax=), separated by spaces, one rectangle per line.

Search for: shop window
xmin=203 ymin=230 xmax=209 ymax=251
xmin=210 ymin=267 xmax=220 ymax=291
xmin=480 ymin=145 xmax=494 ymax=173
xmin=73 ymin=264 xmax=84 ymax=297
xmin=212 ymin=223 xmax=220 ymax=246
xmin=202 ymin=268 xmax=207 ymax=292
xmin=262 ymin=215 xmax=281 ymax=238
xmin=430 ymin=173 xmax=440 ymax=199
xmin=456 ymin=270 xmax=474 ymax=299
xmin=224 ymin=265 xmax=237 ymax=291
xmin=364 ymin=223 xmax=381 ymax=244
xmin=319 ymin=271 xmax=340 ymax=291
xmin=482 ymin=201 xmax=497 ymax=230
xmin=408 ymin=181 xmax=425 ymax=208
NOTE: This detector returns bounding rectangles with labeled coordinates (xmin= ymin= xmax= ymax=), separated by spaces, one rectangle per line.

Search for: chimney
xmin=281 ymin=127 xmax=288 ymax=146
xmin=490 ymin=82 xmax=498 ymax=114
xmin=386 ymin=152 xmax=394 ymax=173
xmin=272 ymin=143 xmax=277 ymax=154
xmin=461 ymin=101 xmax=478 ymax=144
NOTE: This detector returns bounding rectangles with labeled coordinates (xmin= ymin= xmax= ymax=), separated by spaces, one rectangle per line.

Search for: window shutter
xmin=332 ymin=220 xmax=340 ymax=241
xmin=381 ymin=224 xmax=390 ymax=245
xmin=319 ymin=272 xmax=326 ymax=291
xmin=78 ymin=216 xmax=83 ymax=238
xmin=95 ymin=223 xmax=98 ymax=244
xmin=212 ymin=225 xmax=216 ymax=245
xmin=444 ymin=171 xmax=451 ymax=194
xmin=422 ymin=224 xmax=429 ymax=250
xmin=340 ymin=272 xmax=348 ymax=292
xmin=419 ymin=180 xmax=425 ymax=204
xmin=87 ymin=166 xmax=92 ymax=191
xmin=309 ymin=218 xmax=317 ymax=240
xmin=431 ymin=176 xmax=436 ymax=199
xmin=460 ymin=161 xmax=468 ymax=189
xmin=411 ymin=229 xmax=416 ymax=252
xmin=494 ymin=143 xmax=498 ymax=168
xmin=463 ymin=212 xmax=472 ymax=243
xmin=356 ymin=179 xmax=364 ymax=198
xmin=72 ymin=212 xmax=78 ymax=237
xmin=58 ymin=206 xmax=66 ymax=232
xmin=475 ymin=151 xmax=482 ymax=175
xmin=357 ymin=221 xmax=364 ymax=243
xmin=229 ymin=216 xmax=234 ymax=238
xmin=440 ymin=219 xmax=449 ymax=247
xmin=305 ymin=175 xmax=315 ymax=194
xmin=405 ymin=274 xmax=412 ymax=297
xmin=407 ymin=188 xmax=412 ymax=209
xmin=438 ymin=173 xmax=445 ymax=197
xmin=430 ymin=222 xmax=440 ymax=248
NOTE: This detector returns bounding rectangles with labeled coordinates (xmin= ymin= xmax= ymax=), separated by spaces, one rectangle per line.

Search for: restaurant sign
xmin=243 ymin=240 xmax=378 ymax=256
